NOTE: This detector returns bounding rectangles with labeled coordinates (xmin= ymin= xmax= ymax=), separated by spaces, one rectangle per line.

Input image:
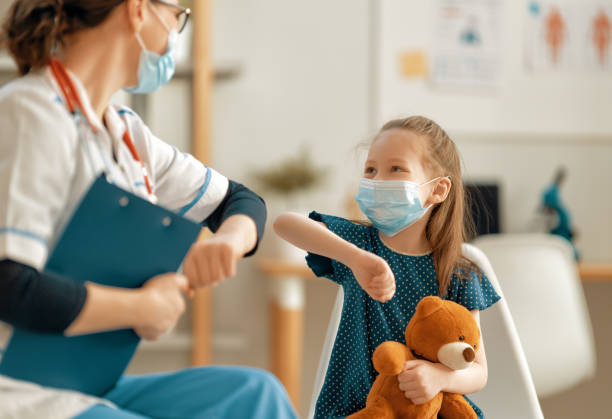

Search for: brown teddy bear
xmin=347 ymin=296 xmax=481 ymax=419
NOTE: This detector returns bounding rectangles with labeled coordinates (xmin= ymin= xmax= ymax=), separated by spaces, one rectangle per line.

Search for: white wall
xmin=208 ymin=0 xmax=372 ymax=415
xmin=377 ymin=0 xmax=612 ymax=135
xmin=376 ymin=0 xmax=612 ymax=262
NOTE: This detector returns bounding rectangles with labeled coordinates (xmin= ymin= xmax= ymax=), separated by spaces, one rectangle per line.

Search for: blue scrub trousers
xmin=72 ymin=366 xmax=297 ymax=419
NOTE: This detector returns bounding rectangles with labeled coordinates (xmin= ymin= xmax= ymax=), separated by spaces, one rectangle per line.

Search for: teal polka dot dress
xmin=306 ymin=212 xmax=501 ymax=419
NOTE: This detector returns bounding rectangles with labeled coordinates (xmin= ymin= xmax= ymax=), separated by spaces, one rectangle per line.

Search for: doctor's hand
xmin=182 ymin=233 xmax=242 ymax=290
xmin=134 ymin=273 xmax=189 ymax=341
xmin=349 ymin=249 xmax=396 ymax=302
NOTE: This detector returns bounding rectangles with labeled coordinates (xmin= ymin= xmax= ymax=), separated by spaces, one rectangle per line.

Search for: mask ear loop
xmin=420 ymin=176 xmax=452 ymax=209
xmin=134 ymin=32 xmax=147 ymax=52
xmin=148 ymin=2 xmax=173 ymax=33
xmin=133 ymin=3 xmax=174 ymax=56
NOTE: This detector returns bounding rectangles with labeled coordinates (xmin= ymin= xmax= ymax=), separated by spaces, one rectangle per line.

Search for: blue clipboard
xmin=0 ymin=175 xmax=202 ymax=396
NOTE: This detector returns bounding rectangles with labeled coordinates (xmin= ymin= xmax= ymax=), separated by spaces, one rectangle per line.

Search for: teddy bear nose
xmin=463 ymin=347 xmax=475 ymax=362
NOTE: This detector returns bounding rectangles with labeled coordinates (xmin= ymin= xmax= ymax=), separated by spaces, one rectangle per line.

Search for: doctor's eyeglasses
xmin=152 ymin=0 xmax=191 ymax=34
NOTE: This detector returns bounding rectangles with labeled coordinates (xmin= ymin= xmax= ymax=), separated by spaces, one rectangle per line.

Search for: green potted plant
xmin=252 ymin=147 xmax=326 ymax=201
xmin=251 ymin=146 xmax=328 ymax=260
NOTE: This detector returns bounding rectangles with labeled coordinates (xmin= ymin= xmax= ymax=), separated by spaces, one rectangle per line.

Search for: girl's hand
xmin=182 ymin=233 xmax=242 ymax=291
xmin=349 ymin=249 xmax=396 ymax=302
xmin=398 ymin=360 xmax=450 ymax=405
xmin=134 ymin=273 xmax=189 ymax=340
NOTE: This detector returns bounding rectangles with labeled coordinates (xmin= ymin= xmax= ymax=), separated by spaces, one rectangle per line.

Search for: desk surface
xmin=258 ymin=259 xmax=612 ymax=282
xmin=578 ymin=264 xmax=612 ymax=282
xmin=258 ymin=259 xmax=315 ymax=278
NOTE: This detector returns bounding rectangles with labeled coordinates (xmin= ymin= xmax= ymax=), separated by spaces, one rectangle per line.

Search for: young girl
xmin=274 ymin=116 xmax=501 ymax=418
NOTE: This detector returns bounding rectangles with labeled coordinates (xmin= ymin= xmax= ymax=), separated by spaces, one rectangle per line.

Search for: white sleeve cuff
xmin=178 ymin=167 xmax=230 ymax=223
xmin=0 ymin=229 xmax=48 ymax=271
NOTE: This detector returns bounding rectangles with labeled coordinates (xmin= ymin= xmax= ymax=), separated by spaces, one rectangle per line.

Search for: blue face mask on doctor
xmin=355 ymin=177 xmax=445 ymax=237
xmin=124 ymin=2 xmax=178 ymax=94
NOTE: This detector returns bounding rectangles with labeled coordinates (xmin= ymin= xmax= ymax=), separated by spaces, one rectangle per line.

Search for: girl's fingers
xmin=403 ymin=360 xmax=422 ymax=370
xmin=378 ymin=289 xmax=395 ymax=301
xmin=398 ymin=381 xmax=419 ymax=392
xmin=369 ymin=276 xmax=395 ymax=291
xmin=380 ymin=282 xmax=396 ymax=293
xmin=368 ymin=280 xmax=395 ymax=299
xmin=371 ymin=283 xmax=395 ymax=298
xmin=403 ymin=390 xmax=419 ymax=400
xmin=382 ymin=292 xmax=395 ymax=302
xmin=371 ymin=274 xmax=395 ymax=286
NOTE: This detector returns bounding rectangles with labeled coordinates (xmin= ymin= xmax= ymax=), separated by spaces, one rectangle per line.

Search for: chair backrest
xmin=308 ymin=243 xmax=544 ymax=419
xmin=473 ymin=234 xmax=596 ymax=398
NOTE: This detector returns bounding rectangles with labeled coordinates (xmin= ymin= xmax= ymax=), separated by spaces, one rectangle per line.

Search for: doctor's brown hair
xmin=1 ymin=0 xmax=123 ymax=75
xmin=374 ymin=116 xmax=479 ymax=296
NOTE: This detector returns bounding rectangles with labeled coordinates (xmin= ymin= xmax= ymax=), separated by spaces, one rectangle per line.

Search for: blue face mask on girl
xmin=124 ymin=4 xmax=178 ymax=94
xmin=355 ymin=177 xmax=444 ymax=237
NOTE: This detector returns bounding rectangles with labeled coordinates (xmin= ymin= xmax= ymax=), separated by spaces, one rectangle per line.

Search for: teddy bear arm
xmin=346 ymin=396 xmax=394 ymax=419
xmin=439 ymin=392 xmax=477 ymax=419
xmin=373 ymin=341 xmax=410 ymax=376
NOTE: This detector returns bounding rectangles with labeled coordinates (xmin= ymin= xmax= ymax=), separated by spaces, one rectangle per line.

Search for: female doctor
xmin=0 ymin=0 xmax=297 ymax=418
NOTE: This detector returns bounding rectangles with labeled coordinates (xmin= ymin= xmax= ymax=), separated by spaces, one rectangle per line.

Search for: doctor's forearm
xmin=64 ymin=283 xmax=143 ymax=336
xmin=0 ymin=260 xmax=145 ymax=336
xmin=204 ymin=180 xmax=266 ymax=256
xmin=214 ymin=214 xmax=258 ymax=257
xmin=0 ymin=259 xmax=87 ymax=334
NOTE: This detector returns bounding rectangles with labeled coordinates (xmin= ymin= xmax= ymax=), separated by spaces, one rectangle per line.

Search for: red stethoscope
xmin=49 ymin=58 xmax=154 ymax=196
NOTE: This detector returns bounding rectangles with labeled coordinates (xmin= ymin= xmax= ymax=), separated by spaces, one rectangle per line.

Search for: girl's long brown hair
xmin=376 ymin=116 xmax=478 ymax=296
xmin=1 ymin=0 xmax=122 ymax=76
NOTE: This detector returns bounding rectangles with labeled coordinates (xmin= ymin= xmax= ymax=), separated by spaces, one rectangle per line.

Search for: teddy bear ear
xmin=415 ymin=296 xmax=443 ymax=318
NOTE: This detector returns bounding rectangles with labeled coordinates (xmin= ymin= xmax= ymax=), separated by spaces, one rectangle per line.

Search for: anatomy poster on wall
xmin=525 ymin=1 xmax=612 ymax=72
xmin=430 ymin=0 xmax=503 ymax=90
xmin=583 ymin=5 xmax=612 ymax=71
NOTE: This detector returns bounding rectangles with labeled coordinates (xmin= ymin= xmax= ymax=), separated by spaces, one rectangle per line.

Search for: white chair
xmin=308 ymin=243 xmax=544 ymax=419
xmin=473 ymin=234 xmax=596 ymax=399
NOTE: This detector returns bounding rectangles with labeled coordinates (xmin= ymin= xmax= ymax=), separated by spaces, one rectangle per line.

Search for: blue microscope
xmin=542 ymin=168 xmax=579 ymax=260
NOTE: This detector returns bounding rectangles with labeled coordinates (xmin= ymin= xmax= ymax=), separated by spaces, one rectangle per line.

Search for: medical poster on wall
xmin=430 ymin=0 xmax=503 ymax=90
xmin=525 ymin=1 xmax=612 ymax=72
xmin=583 ymin=5 xmax=612 ymax=71
xmin=524 ymin=1 xmax=575 ymax=70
